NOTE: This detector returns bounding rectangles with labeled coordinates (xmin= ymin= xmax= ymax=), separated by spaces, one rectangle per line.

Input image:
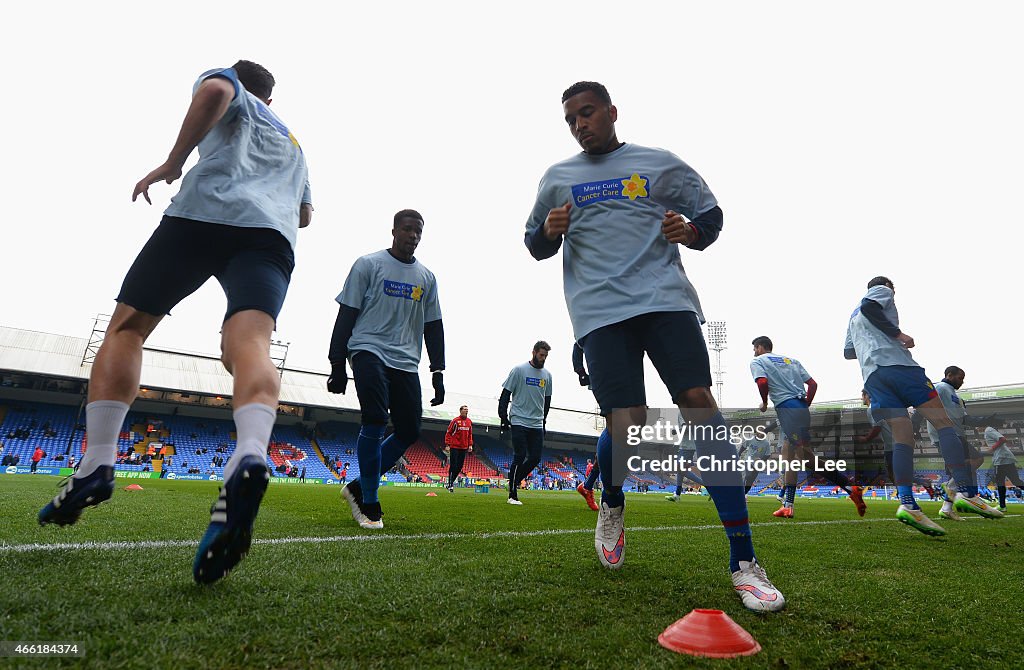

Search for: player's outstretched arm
xmin=132 ymin=77 xmax=235 ymax=204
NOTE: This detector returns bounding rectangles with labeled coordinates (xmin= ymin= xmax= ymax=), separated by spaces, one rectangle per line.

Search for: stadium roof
xmin=0 ymin=325 xmax=603 ymax=437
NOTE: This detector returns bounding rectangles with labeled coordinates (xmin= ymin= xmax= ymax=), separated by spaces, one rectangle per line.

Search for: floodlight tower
xmin=269 ymin=339 xmax=290 ymax=377
xmin=81 ymin=313 xmax=111 ymax=367
xmin=705 ymin=321 xmax=727 ymax=407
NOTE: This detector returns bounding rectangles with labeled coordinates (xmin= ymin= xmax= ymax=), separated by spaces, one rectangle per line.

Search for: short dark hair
xmin=944 ymin=365 xmax=964 ymax=377
xmin=393 ymin=209 xmax=424 ymax=228
xmin=751 ymin=336 xmax=773 ymax=351
xmin=231 ymin=60 xmax=275 ymax=100
xmin=867 ymin=276 xmax=894 ymax=290
xmin=562 ymin=81 xmax=611 ymax=105
xmin=533 ymin=340 xmax=551 ymax=353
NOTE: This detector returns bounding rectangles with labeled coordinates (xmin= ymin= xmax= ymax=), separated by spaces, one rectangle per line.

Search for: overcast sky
xmin=4 ymin=2 xmax=1021 ymax=414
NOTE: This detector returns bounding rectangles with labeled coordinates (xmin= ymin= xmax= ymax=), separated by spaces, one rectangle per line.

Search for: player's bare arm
xmin=132 ymin=77 xmax=236 ymax=204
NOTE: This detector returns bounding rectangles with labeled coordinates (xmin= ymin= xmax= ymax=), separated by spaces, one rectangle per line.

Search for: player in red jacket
xmin=31 ymin=447 xmax=45 ymax=473
xmin=444 ymin=405 xmax=474 ymax=492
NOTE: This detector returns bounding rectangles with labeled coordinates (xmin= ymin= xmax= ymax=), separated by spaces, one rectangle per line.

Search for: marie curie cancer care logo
xmin=383 ymin=280 xmax=424 ymax=302
xmin=571 ymin=173 xmax=649 ymax=207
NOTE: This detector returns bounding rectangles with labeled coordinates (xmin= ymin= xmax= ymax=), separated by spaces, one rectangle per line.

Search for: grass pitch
xmin=1 ymin=474 xmax=1021 ymax=669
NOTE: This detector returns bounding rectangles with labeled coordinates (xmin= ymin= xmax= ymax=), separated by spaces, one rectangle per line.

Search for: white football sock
xmin=78 ymin=401 xmax=129 ymax=477
xmin=224 ymin=403 xmax=275 ymax=482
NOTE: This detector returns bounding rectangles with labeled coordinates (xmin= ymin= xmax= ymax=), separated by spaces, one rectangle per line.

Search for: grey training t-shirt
xmin=844 ymin=285 xmax=918 ymax=382
xmin=986 ymin=427 xmax=1017 ymax=466
xmin=925 ymin=381 xmax=967 ymax=445
xmin=165 ymin=68 xmax=312 ymax=250
xmin=750 ymin=353 xmax=810 ymax=406
xmin=526 ymin=143 xmax=718 ymax=341
xmin=502 ymin=362 xmax=553 ymax=429
xmin=743 ymin=436 xmax=772 ymax=460
xmin=337 ymin=250 xmax=442 ymax=373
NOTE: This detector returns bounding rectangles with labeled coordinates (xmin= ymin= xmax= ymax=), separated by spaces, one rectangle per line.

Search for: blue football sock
xmin=601 ymin=488 xmax=625 ymax=507
xmin=597 ymin=428 xmax=624 ymax=507
xmin=695 ymin=411 xmax=755 ymax=572
xmin=897 ymin=485 xmax=919 ymax=509
xmin=356 ymin=424 xmax=387 ymax=504
xmin=936 ymin=428 xmax=977 ymax=497
xmin=784 ymin=484 xmax=796 ymax=507
xmin=892 ymin=442 xmax=920 ymax=509
xmin=583 ymin=465 xmax=600 ymax=490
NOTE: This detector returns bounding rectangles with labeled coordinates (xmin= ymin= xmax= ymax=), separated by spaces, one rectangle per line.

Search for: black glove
xmin=327 ymin=362 xmax=348 ymax=394
xmin=430 ymin=371 xmax=445 ymax=406
xmin=499 ymin=419 xmax=511 ymax=438
xmin=577 ymin=371 xmax=591 ymax=387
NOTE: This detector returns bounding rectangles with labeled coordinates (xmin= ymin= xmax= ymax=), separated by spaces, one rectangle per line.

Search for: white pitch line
xmin=1 ymin=515 xmax=1017 ymax=555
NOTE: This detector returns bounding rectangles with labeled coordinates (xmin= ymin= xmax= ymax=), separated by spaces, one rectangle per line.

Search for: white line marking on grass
xmin=2 ymin=515 xmax=1017 ymax=554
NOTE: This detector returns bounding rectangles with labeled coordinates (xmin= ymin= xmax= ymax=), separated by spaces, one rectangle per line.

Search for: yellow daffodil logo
xmin=539 ymin=379 xmax=546 ymax=388
xmin=410 ymin=286 xmax=424 ymax=302
xmin=783 ymin=358 xmax=792 ymax=364
xmin=288 ymin=132 xmax=300 ymax=148
xmin=620 ymin=174 xmax=648 ymax=201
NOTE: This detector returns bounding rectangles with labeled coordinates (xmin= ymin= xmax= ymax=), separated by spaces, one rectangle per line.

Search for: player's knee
xmin=678 ymin=387 xmax=715 ymax=409
xmin=108 ymin=306 xmax=161 ymax=343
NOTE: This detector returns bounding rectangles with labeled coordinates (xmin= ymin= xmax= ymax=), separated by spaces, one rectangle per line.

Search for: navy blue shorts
xmin=581 ymin=311 xmax=712 ymax=415
xmin=864 ymin=365 xmax=938 ymax=415
xmin=117 ymin=216 xmax=295 ymax=322
xmin=776 ymin=397 xmax=812 ymax=446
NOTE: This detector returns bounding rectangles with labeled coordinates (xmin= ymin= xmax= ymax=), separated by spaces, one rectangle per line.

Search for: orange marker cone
xmin=124 ymin=484 xmax=144 ymax=491
xmin=658 ymin=609 xmax=761 ymax=658
xmin=425 ymin=492 xmax=437 ymax=497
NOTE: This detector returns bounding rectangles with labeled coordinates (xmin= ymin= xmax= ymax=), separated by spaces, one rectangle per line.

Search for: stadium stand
xmin=4 ymin=394 xmax=1021 ymax=499
xmin=315 ymin=421 xmax=362 ymax=482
